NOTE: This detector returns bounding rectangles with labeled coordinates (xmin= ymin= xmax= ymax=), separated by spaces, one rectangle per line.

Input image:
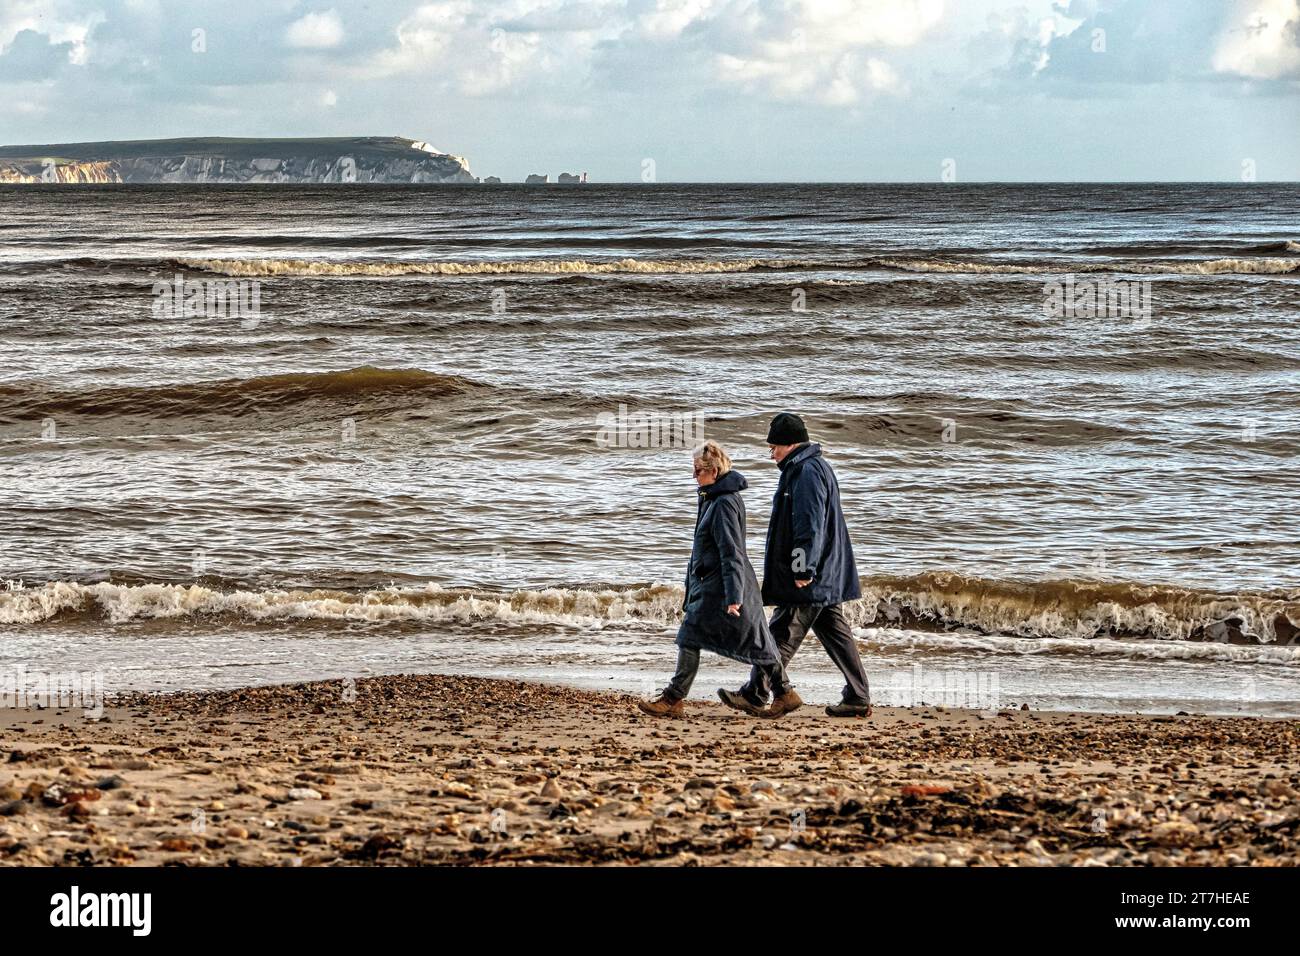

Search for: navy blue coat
xmin=761 ymin=443 xmax=861 ymax=607
xmin=676 ymin=470 xmax=779 ymax=665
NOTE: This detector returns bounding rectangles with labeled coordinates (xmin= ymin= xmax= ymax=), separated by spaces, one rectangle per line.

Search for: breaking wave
xmin=0 ymin=580 xmax=685 ymax=629
xmin=849 ymin=572 xmax=1299 ymax=646
xmin=176 ymin=254 xmax=1300 ymax=279
xmin=175 ymin=256 xmax=807 ymax=277
xmin=4 ymin=572 xmax=1297 ymax=654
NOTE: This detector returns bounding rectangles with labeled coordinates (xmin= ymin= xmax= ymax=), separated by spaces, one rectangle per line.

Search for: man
xmin=718 ymin=412 xmax=872 ymax=718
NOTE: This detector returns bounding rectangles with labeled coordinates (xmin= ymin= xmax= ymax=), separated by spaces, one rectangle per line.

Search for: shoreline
xmin=1 ymin=674 xmax=1296 ymax=866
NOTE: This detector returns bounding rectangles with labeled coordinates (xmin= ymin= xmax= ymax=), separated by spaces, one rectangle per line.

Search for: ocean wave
xmin=175 ymin=256 xmax=808 ymax=277
xmin=537 ymin=276 xmax=985 ymax=309
xmin=709 ymin=408 xmax=1137 ymax=447
xmin=0 ymin=366 xmax=476 ymax=421
xmin=0 ymin=580 xmax=684 ymax=628
xmin=4 ymin=572 xmax=1296 ymax=649
xmin=850 ymin=572 xmax=1299 ymax=646
xmin=176 ymin=254 xmax=1300 ymax=279
xmin=6 ymin=250 xmax=1294 ymax=280
xmin=937 ymin=344 xmax=1300 ymax=373
xmin=875 ymin=257 xmax=1300 ymax=276
xmin=1063 ymin=239 xmax=1300 ymax=257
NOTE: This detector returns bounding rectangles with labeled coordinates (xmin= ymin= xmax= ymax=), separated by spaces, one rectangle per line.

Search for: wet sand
xmin=1 ymin=674 xmax=1296 ymax=866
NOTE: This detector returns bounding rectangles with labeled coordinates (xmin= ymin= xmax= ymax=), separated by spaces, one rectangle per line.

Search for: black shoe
xmin=825 ymin=700 xmax=872 ymax=718
xmin=717 ymin=688 xmax=765 ymax=716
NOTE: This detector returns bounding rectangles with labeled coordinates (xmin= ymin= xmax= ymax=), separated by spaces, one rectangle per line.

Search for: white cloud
xmin=365 ymin=1 xmax=471 ymax=76
xmin=286 ymin=9 xmax=345 ymax=50
xmin=358 ymin=0 xmax=944 ymax=104
xmin=361 ymin=1 xmax=603 ymax=96
xmin=700 ymin=0 xmax=943 ymax=103
xmin=1212 ymin=0 xmax=1300 ymax=79
xmin=0 ymin=0 xmax=102 ymax=65
xmin=866 ymin=56 xmax=901 ymax=91
xmin=637 ymin=0 xmax=711 ymax=39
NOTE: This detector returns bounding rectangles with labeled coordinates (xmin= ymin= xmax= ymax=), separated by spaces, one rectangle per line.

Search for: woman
xmin=638 ymin=440 xmax=802 ymax=718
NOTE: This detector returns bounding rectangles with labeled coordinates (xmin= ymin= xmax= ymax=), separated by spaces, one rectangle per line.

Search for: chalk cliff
xmin=0 ymin=137 xmax=475 ymax=184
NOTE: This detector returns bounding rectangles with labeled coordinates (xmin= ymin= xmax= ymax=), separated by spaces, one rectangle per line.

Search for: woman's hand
xmin=726 ymin=604 xmax=741 ymax=616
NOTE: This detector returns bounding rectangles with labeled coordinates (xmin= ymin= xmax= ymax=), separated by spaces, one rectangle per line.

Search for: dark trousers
xmin=742 ymin=604 xmax=870 ymax=706
xmin=665 ymin=646 xmax=790 ymax=703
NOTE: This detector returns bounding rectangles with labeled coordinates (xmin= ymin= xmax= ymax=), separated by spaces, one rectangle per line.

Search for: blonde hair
xmin=692 ymin=440 xmax=731 ymax=476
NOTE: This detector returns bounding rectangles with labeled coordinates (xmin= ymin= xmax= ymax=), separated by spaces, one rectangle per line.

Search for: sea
xmin=1 ymin=182 xmax=1297 ymax=715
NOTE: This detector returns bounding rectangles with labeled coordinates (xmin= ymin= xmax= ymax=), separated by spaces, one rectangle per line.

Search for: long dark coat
xmin=761 ymin=443 xmax=861 ymax=607
xmin=676 ymin=470 xmax=779 ymax=665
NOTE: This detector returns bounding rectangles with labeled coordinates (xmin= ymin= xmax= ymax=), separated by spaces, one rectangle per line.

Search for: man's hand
xmin=726 ymin=604 xmax=741 ymax=616
xmin=794 ymin=579 xmax=812 ymax=589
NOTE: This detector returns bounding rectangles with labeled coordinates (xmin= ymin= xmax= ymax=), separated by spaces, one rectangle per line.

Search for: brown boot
xmin=637 ymin=694 xmax=685 ymax=717
xmin=763 ymin=689 xmax=804 ymax=719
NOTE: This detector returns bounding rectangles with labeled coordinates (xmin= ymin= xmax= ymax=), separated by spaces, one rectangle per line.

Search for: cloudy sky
xmin=1 ymin=0 xmax=1297 ymax=181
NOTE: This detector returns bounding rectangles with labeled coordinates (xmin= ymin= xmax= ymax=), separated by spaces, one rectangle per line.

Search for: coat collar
xmin=698 ymin=469 xmax=748 ymax=501
xmin=778 ymin=442 xmax=821 ymax=472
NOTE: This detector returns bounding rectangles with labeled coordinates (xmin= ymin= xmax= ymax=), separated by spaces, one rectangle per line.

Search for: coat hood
xmin=699 ymin=469 xmax=748 ymax=499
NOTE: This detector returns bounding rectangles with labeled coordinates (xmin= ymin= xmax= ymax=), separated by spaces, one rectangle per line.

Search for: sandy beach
xmin=1 ymin=674 xmax=1295 ymax=867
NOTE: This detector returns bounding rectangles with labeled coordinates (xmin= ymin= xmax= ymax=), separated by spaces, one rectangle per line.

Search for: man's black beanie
xmin=767 ymin=412 xmax=809 ymax=445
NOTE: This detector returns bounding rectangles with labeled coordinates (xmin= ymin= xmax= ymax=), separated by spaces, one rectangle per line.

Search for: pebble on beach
xmin=0 ymin=674 xmax=1296 ymax=867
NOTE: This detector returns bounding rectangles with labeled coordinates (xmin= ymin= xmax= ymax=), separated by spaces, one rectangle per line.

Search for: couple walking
xmin=638 ymin=412 xmax=872 ymax=720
